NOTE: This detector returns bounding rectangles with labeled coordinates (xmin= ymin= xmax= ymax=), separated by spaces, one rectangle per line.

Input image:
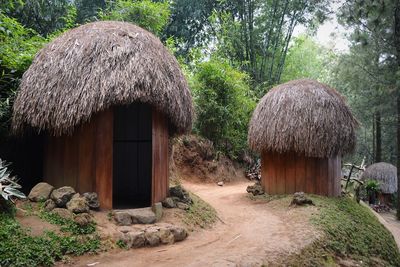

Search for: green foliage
xmin=191 ymin=59 xmax=256 ymax=159
xmin=38 ymin=208 xmax=96 ymax=235
xmin=183 ymin=192 xmax=217 ymax=229
xmin=286 ymin=196 xmax=400 ymax=266
xmin=0 ymin=213 xmax=100 ymax=267
xmin=99 ymin=0 xmax=170 ymax=35
xmin=0 ymin=159 xmax=25 ymax=212
xmin=365 ymin=179 xmax=380 ymax=193
xmin=116 ymin=239 xmax=128 ymax=249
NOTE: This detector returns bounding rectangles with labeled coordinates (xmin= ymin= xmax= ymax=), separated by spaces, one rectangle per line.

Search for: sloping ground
xmin=170 ymin=135 xmax=246 ymax=183
xmin=369 ymin=209 xmax=400 ymax=251
xmin=67 ymin=180 xmax=320 ymax=267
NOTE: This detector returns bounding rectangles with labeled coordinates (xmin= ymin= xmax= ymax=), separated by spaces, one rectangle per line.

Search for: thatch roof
xmin=361 ymin=162 xmax=398 ymax=194
xmin=12 ymin=21 xmax=193 ymax=136
xmin=248 ymin=79 xmax=358 ymax=158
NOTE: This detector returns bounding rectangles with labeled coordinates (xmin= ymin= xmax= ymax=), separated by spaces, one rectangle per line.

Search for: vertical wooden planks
xmin=285 ymin=152 xmax=296 ymax=194
xmin=275 ymin=152 xmax=286 ymax=194
xmin=295 ymin=154 xmax=306 ymax=193
xmin=78 ymin=119 xmax=96 ymax=193
xmin=63 ymin=133 xmax=79 ymax=189
xmin=152 ymin=108 xmax=169 ymax=204
xmin=305 ymin=157 xmax=316 ymax=194
xmin=95 ymin=109 xmax=113 ymax=210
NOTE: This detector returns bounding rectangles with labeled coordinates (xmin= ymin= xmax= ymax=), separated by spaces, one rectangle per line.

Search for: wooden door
xmin=113 ymin=103 xmax=152 ymax=208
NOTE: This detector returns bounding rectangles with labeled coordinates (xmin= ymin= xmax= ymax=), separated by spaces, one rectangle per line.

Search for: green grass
xmin=284 ymin=196 xmax=400 ymax=266
xmin=0 ymin=212 xmax=100 ymax=267
xmin=182 ymin=192 xmax=217 ymax=229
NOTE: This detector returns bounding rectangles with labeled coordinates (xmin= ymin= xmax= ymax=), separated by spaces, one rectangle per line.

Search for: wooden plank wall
xmin=261 ymin=151 xmax=341 ymax=197
xmin=152 ymin=108 xmax=169 ymax=204
xmin=43 ymin=109 xmax=113 ymax=209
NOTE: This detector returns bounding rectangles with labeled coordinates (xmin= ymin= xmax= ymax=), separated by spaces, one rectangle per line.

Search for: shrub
xmin=191 ymin=59 xmax=256 ymax=159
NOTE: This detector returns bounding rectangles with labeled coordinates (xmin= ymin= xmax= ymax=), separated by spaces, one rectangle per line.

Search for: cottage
xmin=12 ymin=21 xmax=193 ymax=209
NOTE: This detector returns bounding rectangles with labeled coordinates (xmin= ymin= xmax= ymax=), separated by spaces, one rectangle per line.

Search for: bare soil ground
xmin=67 ymin=180 xmax=321 ymax=267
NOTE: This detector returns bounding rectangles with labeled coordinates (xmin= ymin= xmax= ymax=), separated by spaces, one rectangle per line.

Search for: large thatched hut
xmin=248 ymin=79 xmax=358 ymax=197
xmin=12 ymin=21 xmax=193 ymax=209
xmin=361 ymin=162 xmax=397 ymax=204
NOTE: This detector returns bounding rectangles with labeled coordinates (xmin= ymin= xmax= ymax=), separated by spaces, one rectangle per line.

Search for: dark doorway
xmin=113 ymin=103 xmax=152 ymax=208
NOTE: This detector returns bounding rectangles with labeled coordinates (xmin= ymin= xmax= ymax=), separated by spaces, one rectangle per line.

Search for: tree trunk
xmin=375 ymin=111 xmax=382 ymax=162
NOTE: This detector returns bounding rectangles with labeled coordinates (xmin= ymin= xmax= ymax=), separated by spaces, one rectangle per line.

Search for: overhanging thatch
xmin=248 ymin=79 xmax=358 ymax=158
xmin=12 ymin=21 xmax=193 ymax=136
xmin=361 ymin=162 xmax=398 ymax=194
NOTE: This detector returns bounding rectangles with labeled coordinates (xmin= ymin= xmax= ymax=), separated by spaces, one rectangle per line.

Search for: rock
xmin=28 ymin=182 xmax=54 ymax=202
xmin=74 ymin=213 xmax=92 ymax=226
xmin=44 ymin=199 xmax=56 ymax=211
xmin=127 ymin=231 xmax=146 ymax=248
xmin=114 ymin=212 xmax=133 ymax=226
xmin=169 ymin=185 xmax=192 ymax=204
xmin=83 ymin=192 xmax=100 ymax=210
xmin=158 ymin=228 xmax=174 ymax=244
xmin=129 ymin=208 xmax=156 ymax=224
xmin=51 ymin=208 xmax=73 ymax=220
xmin=66 ymin=196 xmax=89 ymax=214
xmin=291 ymin=192 xmax=314 ymax=206
xmin=176 ymin=202 xmax=189 ymax=210
xmin=168 ymin=226 xmax=188 ymax=242
xmin=217 ymin=181 xmax=224 ymax=186
xmin=246 ymin=182 xmax=264 ymax=196
xmin=118 ymin=226 xmax=132 ymax=234
xmin=152 ymin=202 xmax=163 ymax=221
xmin=145 ymin=229 xmax=160 ymax=246
xmin=162 ymin=197 xmax=176 ymax=208
xmin=50 ymin=186 xmax=76 ymax=207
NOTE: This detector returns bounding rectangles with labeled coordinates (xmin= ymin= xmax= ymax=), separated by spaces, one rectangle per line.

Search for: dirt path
xmin=374 ymin=210 xmax=400 ymax=251
xmin=69 ymin=180 xmax=319 ymax=267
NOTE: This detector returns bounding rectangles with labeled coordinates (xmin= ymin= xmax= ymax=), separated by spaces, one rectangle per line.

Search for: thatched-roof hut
xmin=248 ymin=79 xmax=358 ymax=197
xmin=12 ymin=21 xmax=193 ymax=209
xmin=361 ymin=162 xmax=397 ymax=203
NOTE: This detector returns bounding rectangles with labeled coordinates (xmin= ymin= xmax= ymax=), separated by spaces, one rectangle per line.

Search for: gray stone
xmin=127 ymin=231 xmax=146 ymax=248
xmin=28 ymin=182 xmax=54 ymax=202
xmin=145 ymin=229 xmax=160 ymax=246
xmin=118 ymin=226 xmax=132 ymax=234
xmin=246 ymin=182 xmax=264 ymax=196
xmin=129 ymin=208 xmax=156 ymax=224
xmin=50 ymin=186 xmax=76 ymax=207
xmin=169 ymin=185 xmax=192 ymax=204
xmin=158 ymin=228 xmax=174 ymax=244
xmin=83 ymin=192 xmax=100 ymax=210
xmin=291 ymin=192 xmax=314 ymax=206
xmin=66 ymin=196 xmax=89 ymax=214
xmin=176 ymin=202 xmax=190 ymax=210
xmin=51 ymin=208 xmax=73 ymax=220
xmin=74 ymin=213 xmax=92 ymax=226
xmin=168 ymin=226 xmax=188 ymax=242
xmin=217 ymin=181 xmax=224 ymax=186
xmin=152 ymin=202 xmax=163 ymax=221
xmin=162 ymin=197 xmax=176 ymax=208
xmin=44 ymin=199 xmax=56 ymax=211
xmin=114 ymin=212 xmax=133 ymax=226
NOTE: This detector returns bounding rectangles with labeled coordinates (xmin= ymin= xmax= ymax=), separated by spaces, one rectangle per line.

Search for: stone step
xmin=114 ymin=207 xmax=157 ymax=226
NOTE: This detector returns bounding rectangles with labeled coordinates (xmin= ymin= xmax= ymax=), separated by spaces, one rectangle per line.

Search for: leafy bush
xmin=99 ymin=0 xmax=170 ymax=35
xmin=191 ymin=59 xmax=256 ymax=159
xmin=0 ymin=213 xmax=100 ymax=267
xmin=0 ymin=159 xmax=25 ymax=212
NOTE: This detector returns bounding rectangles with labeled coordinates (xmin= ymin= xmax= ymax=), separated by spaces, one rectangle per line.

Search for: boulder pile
xmin=162 ymin=185 xmax=192 ymax=210
xmin=246 ymin=182 xmax=264 ymax=196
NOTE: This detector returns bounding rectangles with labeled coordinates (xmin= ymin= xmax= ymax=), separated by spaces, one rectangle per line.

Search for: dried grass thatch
xmin=12 ymin=21 xmax=193 ymax=136
xmin=361 ymin=162 xmax=397 ymax=194
xmin=248 ymin=79 xmax=358 ymax=158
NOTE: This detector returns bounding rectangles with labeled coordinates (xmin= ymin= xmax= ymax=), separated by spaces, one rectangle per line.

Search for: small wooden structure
xmin=248 ymin=79 xmax=358 ymax=197
xmin=361 ymin=162 xmax=397 ymax=204
xmin=12 ymin=22 xmax=193 ymax=209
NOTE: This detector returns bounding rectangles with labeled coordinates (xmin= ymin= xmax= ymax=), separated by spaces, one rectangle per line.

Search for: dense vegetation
xmin=0 ymin=0 xmax=399 ymax=211
xmin=285 ymin=196 xmax=400 ymax=266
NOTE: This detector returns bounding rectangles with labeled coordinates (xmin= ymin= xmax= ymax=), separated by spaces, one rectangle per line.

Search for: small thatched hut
xmin=12 ymin=21 xmax=193 ymax=209
xmin=361 ymin=162 xmax=397 ymax=203
xmin=248 ymin=79 xmax=358 ymax=197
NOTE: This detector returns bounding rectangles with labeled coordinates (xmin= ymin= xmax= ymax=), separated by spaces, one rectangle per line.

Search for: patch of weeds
xmin=107 ymin=211 xmax=113 ymax=221
xmin=183 ymin=192 xmax=217 ymax=229
xmin=116 ymin=239 xmax=128 ymax=249
xmin=247 ymin=193 xmax=287 ymax=202
xmin=20 ymin=202 xmax=34 ymax=215
xmin=0 ymin=213 xmax=100 ymax=267
xmin=284 ymin=196 xmax=400 ymax=266
xmin=39 ymin=209 xmax=96 ymax=235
